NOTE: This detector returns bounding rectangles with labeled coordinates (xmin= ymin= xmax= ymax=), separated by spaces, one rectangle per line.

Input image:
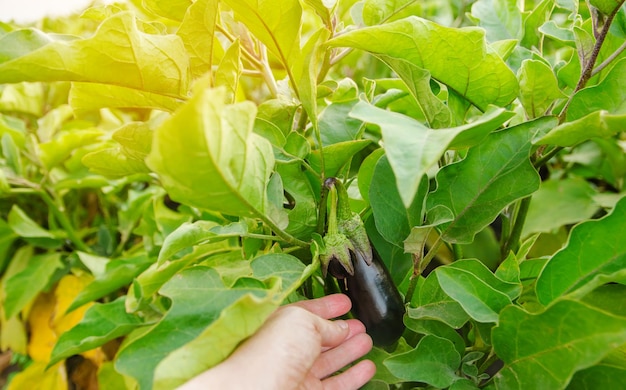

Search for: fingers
xmin=321 ymin=319 xmax=365 ymax=352
xmin=291 ymin=294 xmax=352 ymax=320
xmin=311 ymin=332 xmax=373 ymax=379
xmin=322 ymin=359 xmax=377 ymax=390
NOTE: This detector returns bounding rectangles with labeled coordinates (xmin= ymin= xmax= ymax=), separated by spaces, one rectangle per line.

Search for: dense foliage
xmin=1 ymin=0 xmax=625 ymax=388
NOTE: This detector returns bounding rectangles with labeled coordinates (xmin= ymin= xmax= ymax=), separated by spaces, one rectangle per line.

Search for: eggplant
xmin=337 ymin=247 xmax=405 ymax=346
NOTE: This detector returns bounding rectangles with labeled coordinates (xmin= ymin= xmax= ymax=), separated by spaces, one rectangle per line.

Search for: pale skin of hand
xmin=179 ymin=294 xmax=376 ymax=390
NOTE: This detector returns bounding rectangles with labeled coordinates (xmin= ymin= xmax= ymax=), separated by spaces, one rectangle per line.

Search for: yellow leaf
xmin=7 ymin=361 xmax=67 ymax=390
xmin=27 ymin=292 xmax=56 ymax=362
xmin=52 ymin=274 xmax=93 ymax=335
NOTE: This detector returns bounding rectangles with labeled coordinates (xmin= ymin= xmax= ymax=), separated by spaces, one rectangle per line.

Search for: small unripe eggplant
xmin=337 ymin=247 xmax=405 ymax=346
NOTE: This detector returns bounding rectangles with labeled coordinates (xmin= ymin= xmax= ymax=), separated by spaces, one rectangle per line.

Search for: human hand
xmin=179 ymin=294 xmax=376 ymax=390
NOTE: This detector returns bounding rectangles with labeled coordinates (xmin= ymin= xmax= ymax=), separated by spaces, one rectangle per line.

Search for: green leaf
xmin=69 ymin=83 xmax=183 ymax=113
xmin=7 ymin=205 xmax=65 ymax=248
xmin=157 ymin=221 xmax=246 ymax=265
xmin=112 ymin=122 xmax=153 ymax=162
xmin=536 ymin=195 xmax=626 ymax=305
xmin=357 ymin=148 xmax=384 ymax=204
xmin=143 ymin=0 xmax=191 ymax=21
xmin=537 ymin=110 xmax=626 ymax=147
xmin=491 ymin=300 xmax=626 ymax=389
xmin=435 ymin=259 xmax=521 ymax=323
xmin=376 ymin=59 xmax=452 ymax=128
xmin=427 ymin=116 xmax=557 ymax=243
xmin=152 ymin=291 xmax=280 ymax=390
xmin=407 ymin=273 xmax=470 ymax=329
xmin=589 ymin=0 xmax=624 ymax=15
xmin=221 ymin=0 xmax=302 ymax=68
xmin=309 ymin=139 xmax=371 ymax=177
xmin=176 ymin=0 xmax=218 ymax=79
xmin=214 ymin=40 xmax=242 ymax=104
xmin=518 ymin=59 xmax=566 ymax=118
xmin=369 ymin=155 xmax=427 ymax=246
xmin=0 ymin=14 xmax=189 ymax=97
xmin=275 ymin=161 xmax=318 ymax=239
xmin=568 ymin=363 xmax=626 ymax=390
xmin=49 ymin=297 xmax=145 ymax=367
xmin=318 ymin=98 xmax=362 ymax=145
xmin=404 ymin=318 xmax=466 ymax=357
xmin=3 ymin=253 xmax=64 ymax=319
xmin=146 ymin=87 xmax=275 ymax=219
xmin=469 ymin=0 xmax=523 ymax=41
xmin=328 ymin=16 xmax=519 ymax=110
xmin=115 ymin=266 xmax=272 ymax=390
xmin=351 ymin=101 xmax=513 ymax=207
xmin=68 ymin=254 xmax=154 ymax=313
xmin=363 ymin=338 xmax=412 ymax=385
xmin=520 ymin=0 xmax=553 ymax=49
xmin=522 ymin=177 xmax=598 ymax=237
xmin=39 ymin=128 xmax=103 ymax=169
xmin=567 ymin=58 xmax=626 ymax=121
xmin=384 ymin=335 xmax=462 ymax=388
xmin=82 ymin=146 xmax=152 ymax=178
xmin=362 ymin=0 xmax=425 ymax=26
xmin=250 ymin=253 xmax=306 ymax=292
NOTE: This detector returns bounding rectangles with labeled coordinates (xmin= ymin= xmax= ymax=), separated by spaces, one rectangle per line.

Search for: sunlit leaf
xmin=517 ymin=59 xmax=566 ymax=118
xmin=69 ymin=83 xmax=183 ymax=112
xmin=214 ymin=40 xmax=242 ymax=104
xmin=351 ymin=102 xmax=513 ymax=207
xmin=328 ymin=16 xmax=519 ymax=110
xmin=177 ymin=0 xmax=218 ymax=79
xmin=0 ymin=13 xmax=189 ymax=97
xmin=146 ymin=87 xmax=275 ymax=219
xmin=469 ymin=0 xmax=523 ymax=41
xmin=7 ymin=361 xmax=67 ymax=390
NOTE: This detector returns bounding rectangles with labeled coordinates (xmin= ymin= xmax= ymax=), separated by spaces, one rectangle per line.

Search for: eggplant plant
xmin=0 ymin=0 xmax=625 ymax=389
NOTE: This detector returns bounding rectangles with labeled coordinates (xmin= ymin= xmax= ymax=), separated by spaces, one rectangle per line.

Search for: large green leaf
xmin=68 ymin=254 xmax=154 ymax=313
xmin=115 ymin=267 xmax=272 ymax=390
xmin=407 ymin=273 xmax=470 ymax=329
xmin=146 ymin=87 xmax=275 ymax=219
xmin=49 ymin=297 xmax=146 ymax=367
xmin=522 ymin=177 xmax=598 ymax=237
xmin=328 ymin=16 xmax=519 ymax=110
xmin=3 ymin=253 xmax=64 ymax=319
xmin=68 ymin=83 xmax=183 ymax=113
xmin=384 ymin=335 xmax=462 ymax=388
xmin=435 ymin=259 xmax=522 ymax=323
xmin=0 ymin=13 xmax=189 ymax=97
xmin=362 ymin=0 xmax=425 ymax=26
xmin=427 ymin=117 xmax=557 ymax=244
xmin=151 ymin=254 xmax=305 ymax=389
xmin=567 ymin=57 xmax=626 ymax=120
xmin=350 ymin=101 xmax=513 ymax=207
xmin=536 ymin=195 xmax=626 ymax=305
xmin=469 ymin=0 xmax=523 ymax=41
xmin=369 ymin=155 xmax=427 ymax=246
xmin=491 ymin=300 xmax=626 ymax=389
xmin=517 ymin=59 xmax=566 ymax=118
xmin=176 ymin=0 xmax=218 ymax=79
xmin=221 ymin=0 xmax=302 ymax=70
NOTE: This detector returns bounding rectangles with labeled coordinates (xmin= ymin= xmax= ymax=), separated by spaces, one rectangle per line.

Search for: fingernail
xmin=336 ymin=320 xmax=348 ymax=330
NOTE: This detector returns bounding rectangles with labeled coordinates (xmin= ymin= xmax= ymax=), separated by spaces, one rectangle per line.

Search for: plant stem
xmin=502 ymin=196 xmax=531 ymax=257
xmin=534 ymin=146 xmax=563 ymax=169
xmin=39 ymin=190 xmax=92 ymax=253
xmin=592 ymin=38 xmax=626 ymax=77
xmin=404 ymin=238 xmax=443 ymax=304
xmin=558 ymin=3 xmax=623 ymax=121
xmin=327 ymin=185 xmax=339 ymax=235
xmin=259 ymin=214 xmax=309 ymax=248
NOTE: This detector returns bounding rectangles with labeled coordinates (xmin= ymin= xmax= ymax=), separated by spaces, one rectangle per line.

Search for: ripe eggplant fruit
xmin=336 ymin=247 xmax=405 ymax=347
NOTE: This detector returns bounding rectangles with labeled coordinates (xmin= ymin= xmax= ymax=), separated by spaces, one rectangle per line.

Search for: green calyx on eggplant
xmin=320 ymin=178 xmax=405 ymax=347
